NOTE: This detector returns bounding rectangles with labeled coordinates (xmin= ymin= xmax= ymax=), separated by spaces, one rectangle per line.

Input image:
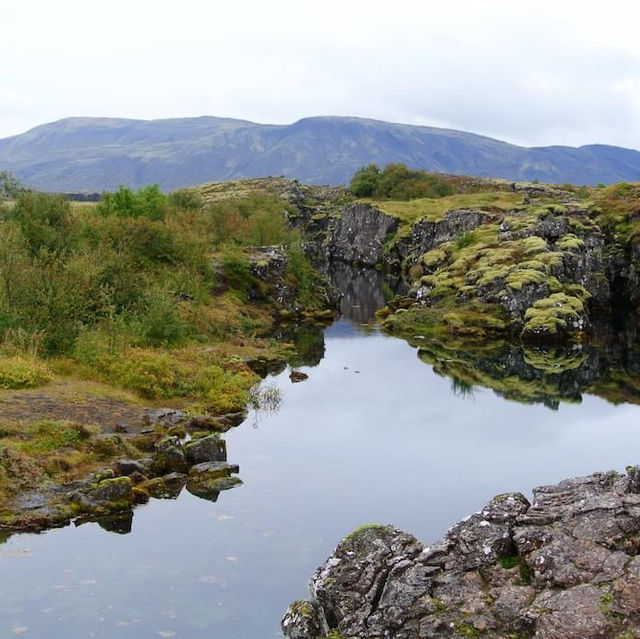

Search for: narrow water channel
xmin=3 ymin=268 xmax=640 ymax=638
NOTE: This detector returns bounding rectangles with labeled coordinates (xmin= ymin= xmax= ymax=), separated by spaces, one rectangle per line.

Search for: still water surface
xmin=2 ymin=273 xmax=640 ymax=638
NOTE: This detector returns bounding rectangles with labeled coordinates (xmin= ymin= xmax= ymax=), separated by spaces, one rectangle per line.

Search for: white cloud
xmin=1 ymin=0 xmax=640 ymax=149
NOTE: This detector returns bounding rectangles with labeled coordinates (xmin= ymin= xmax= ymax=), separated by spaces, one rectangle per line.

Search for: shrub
xmin=286 ymin=242 xmax=317 ymax=306
xmin=350 ymin=164 xmax=381 ymax=197
xmin=169 ymin=188 xmax=203 ymax=210
xmin=0 ymin=356 xmax=53 ymax=389
xmin=206 ymin=194 xmax=294 ymax=246
xmin=0 ymin=171 xmax=26 ymax=200
xmin=349 ymin=163 xmax=454 ymax=201
xmin=195 ymin=364 xmax=258 ymax=414
xmin=221 ymin=250 xmax=254 ymax=296
xmin=10 ymin=192 xmax=73 ymax=257
xmin=137 ymin=291 xmax=184 ymax=347
xmin=453 ymin=231 xmax=477 ymax=250
xmin=98 ymin=185 xmax=168 ymax=220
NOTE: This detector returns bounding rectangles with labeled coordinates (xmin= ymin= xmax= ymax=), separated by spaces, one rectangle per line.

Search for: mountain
xmin=1 ymin=115 xmax=640 ymax=192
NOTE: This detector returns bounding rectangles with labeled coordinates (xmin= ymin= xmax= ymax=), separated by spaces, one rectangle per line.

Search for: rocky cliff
xmin=293 ymin=179 xmax=640 ymax=346
xmin=283 ymin=466 xmax=640 ymax=639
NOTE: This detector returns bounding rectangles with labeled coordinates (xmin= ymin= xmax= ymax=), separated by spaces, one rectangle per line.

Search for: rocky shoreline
xmin=283 ymin=466 xmax=640 ymax=639
xmin=0 ymin=407 xmax=246 ymax=537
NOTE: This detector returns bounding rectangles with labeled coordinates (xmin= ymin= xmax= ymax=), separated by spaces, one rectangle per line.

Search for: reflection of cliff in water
xmin=274 ymin=323 xmax=326 ymax=368
xmin=413 ymin=317 xmax=640 ymax=409
xmin=328 ymin=264 xmax=404 ymax=324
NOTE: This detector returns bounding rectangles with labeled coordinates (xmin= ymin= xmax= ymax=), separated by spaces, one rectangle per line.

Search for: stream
xmin=3 ymin=267 xmax=640 ymax=638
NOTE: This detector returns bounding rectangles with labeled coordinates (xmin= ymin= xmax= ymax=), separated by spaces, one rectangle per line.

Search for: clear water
xmin=2 ymin=271 xmax=640 ymax=638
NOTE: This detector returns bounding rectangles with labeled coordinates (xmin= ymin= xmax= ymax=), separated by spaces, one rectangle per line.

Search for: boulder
xmin=283 ymin=466 xmax=640 ymax=639
xmin=184 ymin=435 xmax=227 ymax=464
xmin=149 ymin=437 xmax=189 ymax=475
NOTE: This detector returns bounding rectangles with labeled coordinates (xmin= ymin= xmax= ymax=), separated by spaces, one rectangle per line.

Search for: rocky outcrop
xmin=326 ymin=203 xmax=399 ymax=267
xmin=300 ymin=203 xmax=398 ymax=268
xmin=394 ymin=208 xmax=492 ymax=267
xmin=283 ymin=466 xmax=640 ymax=639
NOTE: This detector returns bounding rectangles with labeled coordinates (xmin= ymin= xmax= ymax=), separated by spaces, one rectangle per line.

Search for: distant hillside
xmin=1 ymin=116 xmax=640 ymax=191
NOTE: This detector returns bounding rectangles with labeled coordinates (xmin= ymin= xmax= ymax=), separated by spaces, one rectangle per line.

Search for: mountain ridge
xmin=1 ymin=115 xmax=640 ymax=191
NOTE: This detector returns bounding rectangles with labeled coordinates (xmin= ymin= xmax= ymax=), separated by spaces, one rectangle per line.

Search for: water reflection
xmin=2 ymin=267 xmax=640 ymax=639
xmin=411 ymin=317 xmax=640 ymax=410
xmin=328 ymin=263 xmax=403 ymax=323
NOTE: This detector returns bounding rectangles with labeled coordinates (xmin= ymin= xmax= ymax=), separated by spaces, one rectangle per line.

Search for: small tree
xmin=0 ymin=171 xmax=26 ymax=200
xmin=98 ymin=185 xmax=168 ymax=220
xmin=350 ymin=164 xmax=380 ymax=197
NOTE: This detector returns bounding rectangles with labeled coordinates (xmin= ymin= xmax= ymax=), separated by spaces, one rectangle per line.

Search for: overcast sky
xmin=3 ymin=0 xmax=640 ymax=149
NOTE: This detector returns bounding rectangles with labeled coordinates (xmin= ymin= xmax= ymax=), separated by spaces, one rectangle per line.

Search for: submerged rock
xmin=283 ymin=466 xmax=640 ymax=638
xmin=186 ymin=461 xmax=242 ymax=501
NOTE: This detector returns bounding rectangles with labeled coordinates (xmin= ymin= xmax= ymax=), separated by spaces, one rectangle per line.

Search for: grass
xmin=366 ymin=191 xmax=524 ymax=224
xmin=0 ymin=418 xmax=142 ymax=505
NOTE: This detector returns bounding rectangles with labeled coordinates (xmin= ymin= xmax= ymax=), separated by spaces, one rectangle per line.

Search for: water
xmin=3 ymin=270 xmax=640 ymax=638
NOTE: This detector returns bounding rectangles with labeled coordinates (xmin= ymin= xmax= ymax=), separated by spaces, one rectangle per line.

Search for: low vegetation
xmin=0 ymin=175 xmax=331 ymax=517
xmin=0 ymin=418 xmax=141 ymax=504
xmin=0 ymin=179 xmax=322 ymax=406
xmin=350 ymin=163 xmax=455 ymax=200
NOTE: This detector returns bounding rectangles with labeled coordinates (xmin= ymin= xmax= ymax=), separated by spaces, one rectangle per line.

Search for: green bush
xmin=0 ymin=171 xmax=26 ymax=200
xmin=0 ymin=356 xmax=53 ymax=389
xmin=350 ymin=164 xmax=381 ymax=197
xmin=349 ymin=163 xmax=454 ymax=201
xmin=98 ymin=185 xmax=168 ymax=220
xmin=10 ymin=192 xmax=73 ymax=257
xmin=206 ymin=194 xmax=294 ymax=246
xmin=137 ymin=291 xmax=184 ymax=346
xmin=169 ymin=188 xmax=203 ymax=210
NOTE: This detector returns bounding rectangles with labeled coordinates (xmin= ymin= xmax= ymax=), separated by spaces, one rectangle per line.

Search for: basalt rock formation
xmin=287 ymin=179 xmax=640 ymax=345
xmin=283 ymin=466 xmax=640 ymax=639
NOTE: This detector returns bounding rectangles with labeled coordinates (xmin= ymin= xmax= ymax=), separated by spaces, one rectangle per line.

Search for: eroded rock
xmin=284 ymin=466 xmax=640 ymax=638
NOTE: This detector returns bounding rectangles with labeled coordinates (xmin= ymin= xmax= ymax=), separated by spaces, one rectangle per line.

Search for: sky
xmin=2 ymin=0 xmax=640 ymax=149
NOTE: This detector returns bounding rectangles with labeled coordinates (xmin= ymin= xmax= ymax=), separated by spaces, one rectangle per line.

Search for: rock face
xmin=283 ymin=466 xmax=640 ymax=639
xmin=327 ymin=203 xmax=399 ymax=267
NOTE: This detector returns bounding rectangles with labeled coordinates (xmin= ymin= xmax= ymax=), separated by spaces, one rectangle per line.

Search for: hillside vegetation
xmin=0 ymin=183 xmax=323 ymax=408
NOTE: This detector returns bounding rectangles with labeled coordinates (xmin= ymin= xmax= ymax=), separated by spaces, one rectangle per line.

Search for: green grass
xmin=366 ymin=191 xmax=524 ymax=224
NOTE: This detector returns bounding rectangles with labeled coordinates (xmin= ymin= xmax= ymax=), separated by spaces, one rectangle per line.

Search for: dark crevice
xmin=369 ymin=567 xmax=391 ymax=616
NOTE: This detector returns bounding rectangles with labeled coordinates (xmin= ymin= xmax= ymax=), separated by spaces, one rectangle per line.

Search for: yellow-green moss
xmin=557 ymin=234 xmax=585 ymax=251
xmin=506 ymin=268 xmax=547 ymax=291
xmin=421 ymin=247 xmax=449 ymax=269
xmin=522 ymin=293 xmax=584 ymax=337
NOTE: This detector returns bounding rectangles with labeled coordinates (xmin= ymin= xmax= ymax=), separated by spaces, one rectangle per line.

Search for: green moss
xmin=499 ymin=555 xmax=519 ymax=569
xmin=521 ymin=293 xmax=585 ymax=339
xmin=600 ymin=592 xmax=614 ymax=615
xmin=454 ymin=622 xmax=484 ymax=637
xmin=506 ymin=268 xmax=547 ymax=291
xmin=421 ymin=248 xmax=449 ymax=269
xmin=346 ymin=523 xmax=386 ymax=541
xmin=557 ymin=233 xmax=585 ymax=251
xmin=520 ymin=235 xmax=548 ymax=254
xmin=288 ymin=600 xmax=316 ymax=617
xmin=369 ymin=191 xmax=523 ymax=224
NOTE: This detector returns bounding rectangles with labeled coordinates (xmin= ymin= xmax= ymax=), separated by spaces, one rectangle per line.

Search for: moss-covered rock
xmin=521 ymin=293 xmax=587 ymax=341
